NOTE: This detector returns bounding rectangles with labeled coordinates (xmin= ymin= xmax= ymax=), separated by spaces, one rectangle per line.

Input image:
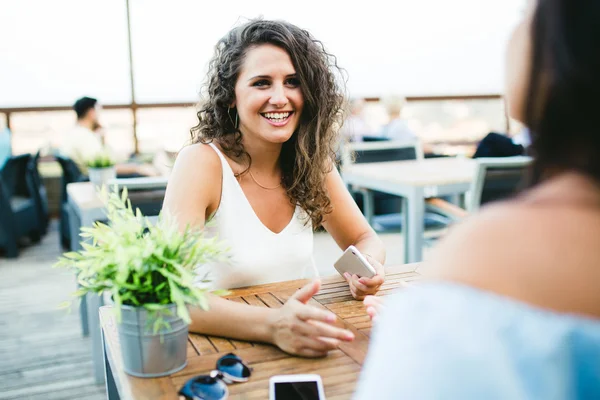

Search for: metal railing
xmin=0 ymin=94 xmax=508 ymax=154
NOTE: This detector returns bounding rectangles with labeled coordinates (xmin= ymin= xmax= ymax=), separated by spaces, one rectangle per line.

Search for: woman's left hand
xmin=343 ymin=255 xmax=385 ymax=300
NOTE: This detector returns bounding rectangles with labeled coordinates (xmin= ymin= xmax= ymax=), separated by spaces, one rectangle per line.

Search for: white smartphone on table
xmin=270 ymin=374 xmax=326 ymax=400
xmin=334 ymin=245 xmax=376 ymax=279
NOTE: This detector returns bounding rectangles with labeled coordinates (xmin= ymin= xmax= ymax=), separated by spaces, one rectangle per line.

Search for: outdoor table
xmin=342 ymin=157 xmax=476 ymax=263
xmin=100 ymin=264 xmax=422 ymax=399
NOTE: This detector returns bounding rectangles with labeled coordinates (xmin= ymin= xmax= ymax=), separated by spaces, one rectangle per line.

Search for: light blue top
xmin=0 ymin=128 xmax=11 ymax=169
xmin=355 ymin=283 xmax=600 ymax=400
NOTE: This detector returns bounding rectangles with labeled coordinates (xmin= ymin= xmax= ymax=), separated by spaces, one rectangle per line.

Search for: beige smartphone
xmin=334 ymin=245 xmax=376 ymax=278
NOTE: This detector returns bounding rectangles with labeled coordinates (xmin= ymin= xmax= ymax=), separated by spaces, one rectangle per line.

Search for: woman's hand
xmin=344 ymin=255 xmax=385 ymax=301
xmin=363 ymin=295 xmax=385 ymax=322
xmin=268 ymin=280 xmax=355 ymax=357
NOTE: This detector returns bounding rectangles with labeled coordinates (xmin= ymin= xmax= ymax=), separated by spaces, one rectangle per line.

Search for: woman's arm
xmin=321 ymin=166 xmax=386 ymax=300
xmin=189 ymin=280 xmax=355 ymax=357
xmin=162 ymin=144 xmax=354 ymax=356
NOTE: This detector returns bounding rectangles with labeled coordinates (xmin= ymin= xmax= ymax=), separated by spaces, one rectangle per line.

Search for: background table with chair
xmin=341 ymin=140 xmax=452 ymax=232
xmin=341 ymin=153 xmax=532 ymax=263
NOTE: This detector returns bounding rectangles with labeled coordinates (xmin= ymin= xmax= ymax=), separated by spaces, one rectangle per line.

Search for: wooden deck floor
xmin=0 ymin=221 xmax=105 ymax=400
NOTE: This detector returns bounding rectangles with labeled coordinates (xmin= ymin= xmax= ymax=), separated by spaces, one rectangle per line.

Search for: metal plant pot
xmin=118 ymin=304 xmax=188 ymax=377
xmin=88 ymin=166 xmax=116 ymax=188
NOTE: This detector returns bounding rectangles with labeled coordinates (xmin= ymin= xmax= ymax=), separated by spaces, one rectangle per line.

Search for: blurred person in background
xmin=376 ymin=95 xmax=417 ymax=142
xmin=0 ymin=128 xmax=11 ymax=168
xmin=472 ymin=131 xmax=526 ymax=158
xmin=60 ymin=96 xmax=158 ymax=177
xmin=339 ymin=98 xmax=373 ymax=142
xmin=356 ymin=0 xmax=600 ymax=398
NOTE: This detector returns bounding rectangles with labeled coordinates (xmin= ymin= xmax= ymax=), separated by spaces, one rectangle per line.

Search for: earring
xmin=228 ymin=107 xmax=239 ymax=130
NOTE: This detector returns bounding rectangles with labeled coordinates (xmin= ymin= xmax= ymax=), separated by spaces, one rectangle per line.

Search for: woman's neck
xmin=241 ymin=136 xmax=282 ymax=176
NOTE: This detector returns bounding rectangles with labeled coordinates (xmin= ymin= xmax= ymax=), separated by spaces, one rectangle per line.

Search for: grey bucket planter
xmin=118 ymin=304 xmax=188 ymax=378
xmin=88 ymin=166 xmax=116 ymax=188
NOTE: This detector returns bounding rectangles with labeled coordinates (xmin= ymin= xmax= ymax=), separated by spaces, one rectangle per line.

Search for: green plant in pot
xmin=86 ymin=151 xmax=116 ymax=187
xmin=55 ymin=186 xmax=228 ymax=377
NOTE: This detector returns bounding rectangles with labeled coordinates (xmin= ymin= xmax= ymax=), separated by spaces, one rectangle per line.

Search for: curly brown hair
xmin=190 ymin=19 xmax=346 ymax=228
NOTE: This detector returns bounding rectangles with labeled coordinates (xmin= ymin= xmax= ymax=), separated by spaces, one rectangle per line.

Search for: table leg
xmin=88 ymin=293 xmax=106 ymax=384
xmin=459 ymin=192 xmax=467 ymax=209
xmin=406 ymin=188 xmax=425 ymax=263
xmin=402 ymin=197 xmax=409 ymax=263
xmin=363 ymin=189 xmax=374 ymax=226
xmin=80 ymin=294 xmax=89 ymax=337
xmin=67 ymin=202 xmax=90 ymax=337
xmin=102 ymin=327 xmax=120 ymax=400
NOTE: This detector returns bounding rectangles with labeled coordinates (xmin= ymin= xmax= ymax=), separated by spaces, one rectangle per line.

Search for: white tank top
xmin=195 ymin=143 xmax=317 ymax=289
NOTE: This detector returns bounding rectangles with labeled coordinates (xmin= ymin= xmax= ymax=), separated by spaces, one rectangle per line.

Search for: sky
xmin=0 ymin=0 xmax=525 ymax=107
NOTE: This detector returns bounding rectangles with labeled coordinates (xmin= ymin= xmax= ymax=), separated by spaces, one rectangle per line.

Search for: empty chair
xmin=54 ymin=154 xmax=87 ymax=249
xmin=28 ymin=150 xmax=50 ymax=235
xmin=428 ymin=156 xmax=533 ymax=221
xmin=0 ymin=154 xmax=43 ymax=258
xmin=469 ymin=156 xmax=533 ymax=212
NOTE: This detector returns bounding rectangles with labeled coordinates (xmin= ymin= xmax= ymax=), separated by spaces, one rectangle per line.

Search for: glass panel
xmin=362 ymin=98 xmax=506 ymax=157
xmin=136 ymin=107 xmax=198 ymax=154
xmin=101 ymin=110 xmax=135 ymax=160
xmin=10 ymin=109 xmax=134 ymax=158
xmin=10 ymin=111 xmax=74 ymax=155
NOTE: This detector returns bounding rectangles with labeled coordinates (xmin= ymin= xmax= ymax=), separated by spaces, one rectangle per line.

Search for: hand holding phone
xmin=335 ymin=246 xmax=385 ymax=300
xmin=334 ymin=245 xmax=376 ymax=279
xmin=270 ymin=374 xmax=326 ymax=400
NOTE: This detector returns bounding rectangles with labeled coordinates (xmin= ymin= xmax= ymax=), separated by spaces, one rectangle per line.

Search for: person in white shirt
xmin=60 ymin=96 xmax=158 ymax=176
xmin=378 ymin=96 xmax=417 ymax=142
xmin=340 ymin=99 xmax=373 ymax=142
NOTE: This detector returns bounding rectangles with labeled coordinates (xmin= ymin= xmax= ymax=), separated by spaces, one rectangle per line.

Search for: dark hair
xmin=73 ymin=96 xmax=97 ymax=119
xmin=190 ymin=19 xmax=346 ymax=228
xmin=524 ymin=0 xmax=600 ymax=185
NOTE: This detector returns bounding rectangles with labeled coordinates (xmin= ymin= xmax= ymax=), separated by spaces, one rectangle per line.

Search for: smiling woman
xmin=233 ymin=44 xmax=304 ymax=147
xmin=191 ymin=20 xmax=343 ymax=229
xmin=162 ymin=19 xmax=386 ymax=358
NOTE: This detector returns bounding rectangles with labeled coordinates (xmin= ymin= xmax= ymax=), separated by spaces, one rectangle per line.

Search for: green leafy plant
xmin=86 ymin=151 xmax=116 ymax=169
xmin=55 ymin=186 xmax=228 ymax=325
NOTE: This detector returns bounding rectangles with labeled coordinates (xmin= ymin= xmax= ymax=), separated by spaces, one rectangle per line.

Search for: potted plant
xmin=55 ymin=187 xmax=227 ymax=377
xmin=87 ymin=151 xmax=116 ymax=187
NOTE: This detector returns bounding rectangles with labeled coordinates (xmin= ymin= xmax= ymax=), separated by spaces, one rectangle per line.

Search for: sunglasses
xmin=178 ymin=353 xmax=252 ymax=400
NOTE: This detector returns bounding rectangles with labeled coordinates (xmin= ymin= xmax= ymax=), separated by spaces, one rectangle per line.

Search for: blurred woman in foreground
xmin=357 ymin=0 xmax=600 ymax=398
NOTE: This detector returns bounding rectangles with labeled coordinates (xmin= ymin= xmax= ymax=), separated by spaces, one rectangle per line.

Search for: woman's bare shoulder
xmin=173 ymin=142 xmax=221 ymax=171
xmin=163 ymin=142 xmax=223 ymax=215
xmin=432 ymin=199 xmax=599 ymax=267
xmin=427 ymin=199 xmax=600 ymax=315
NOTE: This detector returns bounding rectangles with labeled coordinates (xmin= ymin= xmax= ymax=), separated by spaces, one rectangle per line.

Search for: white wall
xmin=0 ymin=0 xmax=525 ymax=107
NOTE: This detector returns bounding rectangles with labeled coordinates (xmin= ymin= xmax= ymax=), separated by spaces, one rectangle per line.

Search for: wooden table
xmin=67 ymin=178 xmax=168 ymax=384
xmin=342 ymin=157 xmax=476 ymax=263
xmin=100 ymin=264 xmax=422 ymax=400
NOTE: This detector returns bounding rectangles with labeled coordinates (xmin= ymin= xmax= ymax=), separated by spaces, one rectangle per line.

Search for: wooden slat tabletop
xmin=100 ymin=264 xmax=422 ymax=400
